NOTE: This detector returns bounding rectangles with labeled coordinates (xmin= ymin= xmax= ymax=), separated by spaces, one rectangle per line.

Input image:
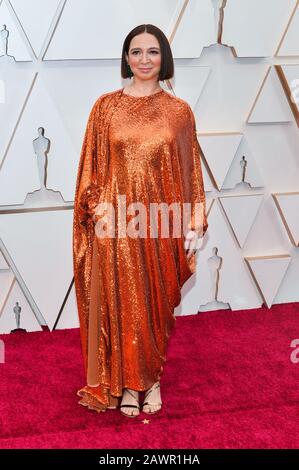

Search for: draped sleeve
xmin=75 ymin=100 xmax=101 ymax=227
xmin=185 ymin=104 xmax=209 ymax=238
xmin=72 ymin=96 xmax=104 ymax=373
xmin=73 ymin=89 xmax=122 ymax=374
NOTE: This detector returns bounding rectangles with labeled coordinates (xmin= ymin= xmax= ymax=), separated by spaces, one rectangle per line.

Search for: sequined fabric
xmin=73 ymin=88 xmax=208 ymax=412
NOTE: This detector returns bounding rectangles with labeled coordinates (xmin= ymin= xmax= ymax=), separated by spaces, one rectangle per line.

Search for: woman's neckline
xmin=121 ymin=87 xmax=164 ymax=99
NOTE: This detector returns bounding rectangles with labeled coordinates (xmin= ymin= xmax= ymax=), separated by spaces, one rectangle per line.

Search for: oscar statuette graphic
xmin=10 ymin=301 xmax=27 ymax=333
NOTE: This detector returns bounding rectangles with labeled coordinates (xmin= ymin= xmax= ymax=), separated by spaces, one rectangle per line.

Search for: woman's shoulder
xmin=93 ymin=87 xmax=191 ymax=104
xmin=98 ymin=88 xmax=123 ymax=100
xmin=90 ymin=88 xmax=193 ymax=118
xmin=162 ymin=90 xmax=193 ymax=114
xmin=91 ymin=89 xmax=121 ymax=108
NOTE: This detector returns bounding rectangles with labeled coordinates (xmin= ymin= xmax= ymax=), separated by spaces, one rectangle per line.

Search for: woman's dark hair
xmin=121 ymin=24 xmax=174 ymax=81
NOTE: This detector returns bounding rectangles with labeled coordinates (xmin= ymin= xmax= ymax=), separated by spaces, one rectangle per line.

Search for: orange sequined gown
xmin=73 ymin=87 xmax=208 ymax=412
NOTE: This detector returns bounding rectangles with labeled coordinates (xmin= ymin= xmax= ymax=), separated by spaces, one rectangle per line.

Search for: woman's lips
xmin=139 ymin=68 xmax=152 ymax=72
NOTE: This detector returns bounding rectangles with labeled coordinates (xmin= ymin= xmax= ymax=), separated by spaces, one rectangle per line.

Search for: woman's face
xmin=126 ymin=32 xmax=161 ymax=82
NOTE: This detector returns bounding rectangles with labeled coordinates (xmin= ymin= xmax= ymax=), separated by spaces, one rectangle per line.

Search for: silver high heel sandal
xmin=142 ymin=382 xmax=162 ymax=414
xmin=120 ymin=389 xmax=140 ymax=418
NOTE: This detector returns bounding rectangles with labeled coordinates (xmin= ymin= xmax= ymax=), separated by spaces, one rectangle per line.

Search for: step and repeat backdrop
xmin=0 ymin=0 xmax=299 ymax=333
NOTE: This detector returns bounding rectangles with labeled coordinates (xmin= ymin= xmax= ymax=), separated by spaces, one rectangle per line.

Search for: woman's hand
xmin=184 ymin=229 xmax=203 ymax=259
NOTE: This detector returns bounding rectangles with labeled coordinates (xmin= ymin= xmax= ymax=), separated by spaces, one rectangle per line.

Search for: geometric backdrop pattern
xmin=1 ymin=0 xmax=299 ymax=332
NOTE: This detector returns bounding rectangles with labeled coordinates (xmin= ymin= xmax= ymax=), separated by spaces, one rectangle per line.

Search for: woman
xmin=73 ymin=24 xmax=208 ymax=418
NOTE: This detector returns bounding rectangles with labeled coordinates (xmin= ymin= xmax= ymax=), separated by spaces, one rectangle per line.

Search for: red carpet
xmin=1 ymin=303 xmax=299 ymax=449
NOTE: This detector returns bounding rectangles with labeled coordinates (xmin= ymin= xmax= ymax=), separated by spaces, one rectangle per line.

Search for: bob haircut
xmin=121 ymin=24 xmax=174 ymax=82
